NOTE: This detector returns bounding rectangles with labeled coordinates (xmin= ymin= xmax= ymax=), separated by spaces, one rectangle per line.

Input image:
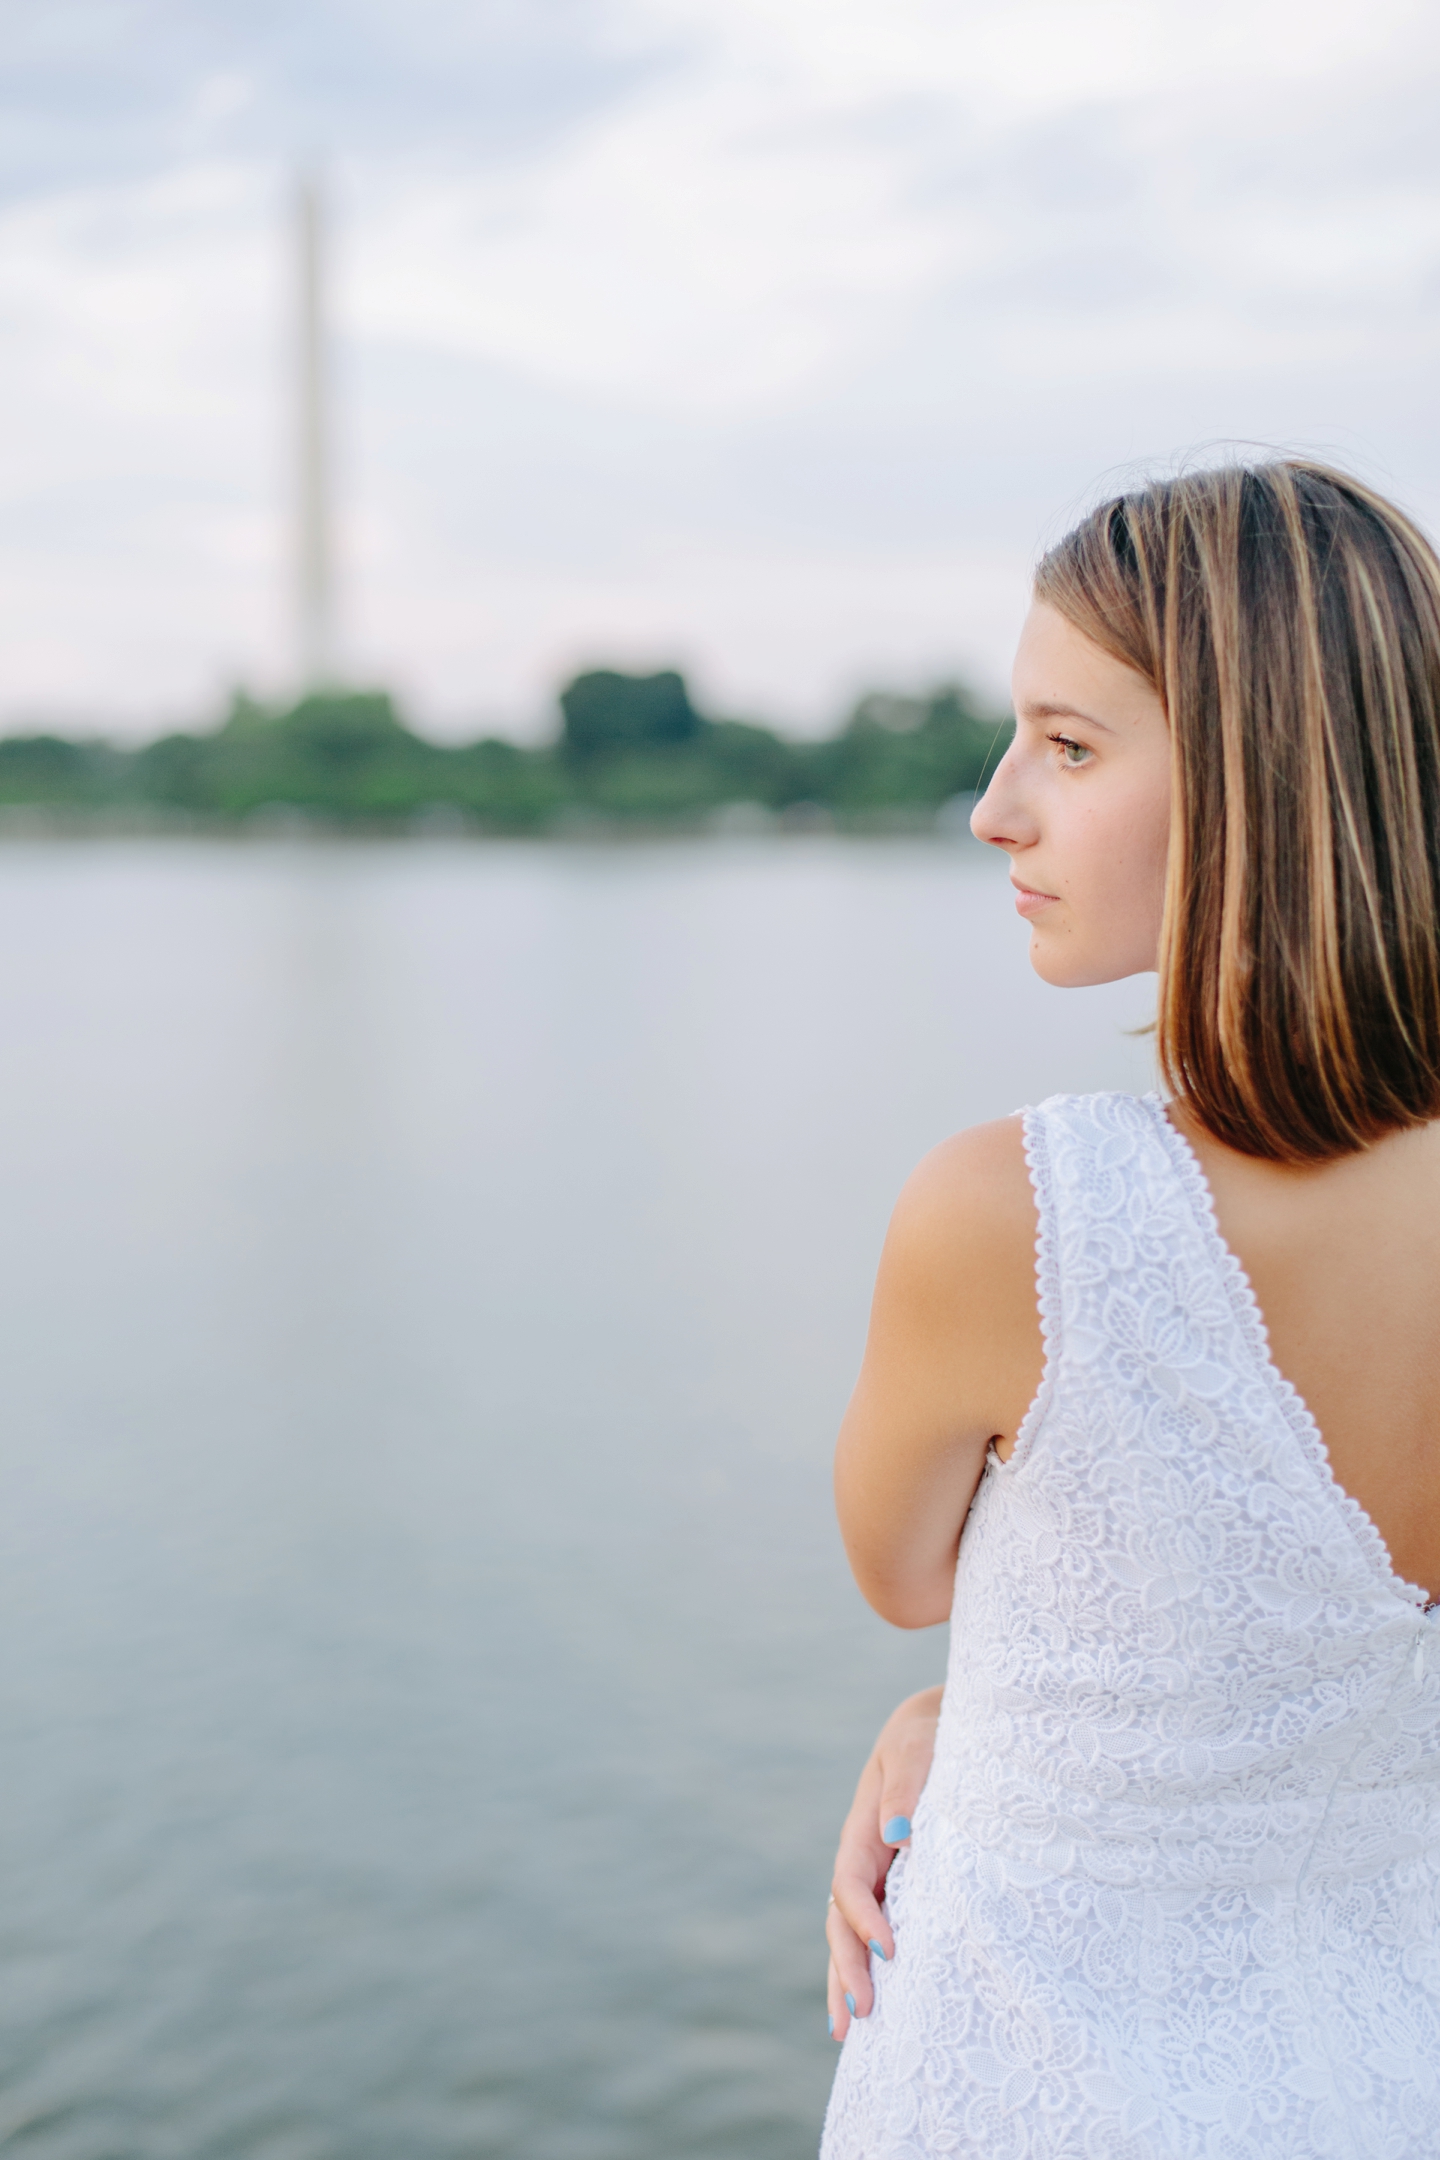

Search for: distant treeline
xmin=0 ymin=669 xmax=1013 ymax=832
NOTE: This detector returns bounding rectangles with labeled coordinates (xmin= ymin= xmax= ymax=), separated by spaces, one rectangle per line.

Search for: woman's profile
xmin=821 ymin=460 xmax=1440 ymax=2158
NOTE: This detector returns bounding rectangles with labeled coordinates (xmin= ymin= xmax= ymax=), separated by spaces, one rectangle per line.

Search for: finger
xmin=831 ymin=1852 xmax=894 ymax=1966
xmin=832 ymin=1786 xmax=897 ymax=1961
xmin=877 ymin=1768 xmax=919 ymax=1848
xmin=831 ymin=1775 xmax=897 ymax=1960
xmin=876 ymin=1705 xmax=939 ymax=1852
xmin=826 ymin=1954 xmax=848 ymax=2041
xmin=827 ymin=1898 xmax=877 ymax=2018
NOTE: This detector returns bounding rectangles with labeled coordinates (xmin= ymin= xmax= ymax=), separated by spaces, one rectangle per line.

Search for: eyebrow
xmin=1018 ymin=698 xmax=1116 ymax=733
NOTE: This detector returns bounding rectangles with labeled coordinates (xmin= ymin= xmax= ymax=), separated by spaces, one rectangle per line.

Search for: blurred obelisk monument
xmin=295 ymin=171 xmax=336 ymax=690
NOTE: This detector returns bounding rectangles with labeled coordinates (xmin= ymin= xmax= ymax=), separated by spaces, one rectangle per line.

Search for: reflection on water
xmin=0 ymin=837 xmax=1154 ymax=2159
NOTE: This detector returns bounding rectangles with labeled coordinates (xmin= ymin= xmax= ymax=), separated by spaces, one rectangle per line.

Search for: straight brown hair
xmin=1035 ymin=459 xmax=1440 ymax=1163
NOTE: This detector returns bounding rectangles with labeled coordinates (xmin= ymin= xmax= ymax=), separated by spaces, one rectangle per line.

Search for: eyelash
xmin=1048 ymin=732 xmax=1093 ymax=768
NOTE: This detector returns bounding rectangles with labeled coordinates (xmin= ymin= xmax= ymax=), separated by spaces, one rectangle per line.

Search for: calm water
xmin=0 ymin=836 xmax=1154 ymax=2160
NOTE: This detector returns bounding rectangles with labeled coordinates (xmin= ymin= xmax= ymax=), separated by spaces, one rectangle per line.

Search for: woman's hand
xmin=825 ymin=1685 xmax=942 ymax=2042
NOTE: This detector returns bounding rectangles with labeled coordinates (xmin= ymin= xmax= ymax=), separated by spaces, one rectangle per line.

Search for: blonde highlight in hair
xmin=1035 ymin=459 xmax=1440 ymax=1163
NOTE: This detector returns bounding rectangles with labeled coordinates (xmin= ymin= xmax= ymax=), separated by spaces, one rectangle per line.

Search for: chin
xmin=1029 ymin=933 xmax=1156 ymax=990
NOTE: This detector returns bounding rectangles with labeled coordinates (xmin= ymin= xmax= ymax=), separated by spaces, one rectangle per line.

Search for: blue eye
xmin=1050 ymin=734 xmax=1091 ymax=767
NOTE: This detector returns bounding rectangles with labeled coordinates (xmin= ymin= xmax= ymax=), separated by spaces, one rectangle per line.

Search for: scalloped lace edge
xmin=991 ymin=1104 xmax=1061 ymax=1477
xmin=1145 ymin=1092 xmax=1431 ymax=1616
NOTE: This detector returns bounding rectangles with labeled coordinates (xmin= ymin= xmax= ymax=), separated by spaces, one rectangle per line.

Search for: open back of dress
xmin=822 ymin=1090 xmax=1440 ymax=2160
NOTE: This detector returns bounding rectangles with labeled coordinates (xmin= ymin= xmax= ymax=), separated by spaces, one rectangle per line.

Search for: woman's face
xmin=971 ymin=599 xmax=1171 ymax=987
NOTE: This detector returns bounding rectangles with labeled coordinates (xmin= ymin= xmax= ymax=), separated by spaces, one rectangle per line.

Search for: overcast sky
xmin=4 ymin=0 xmax=1440 ymax=738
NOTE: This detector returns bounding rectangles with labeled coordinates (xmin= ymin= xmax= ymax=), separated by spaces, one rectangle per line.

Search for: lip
xmin=1011 ymin=878 xmax=1059 ymax=918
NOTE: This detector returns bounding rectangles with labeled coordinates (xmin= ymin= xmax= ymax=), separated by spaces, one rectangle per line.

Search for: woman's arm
xmin=834 ymin=1117 xmax=1041 ymax=1627
xmin=825 ymin=1687 xmax=942 ymax=2040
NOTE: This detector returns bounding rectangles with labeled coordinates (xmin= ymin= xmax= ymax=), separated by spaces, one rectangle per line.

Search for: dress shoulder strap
xmin=1011 ymin=1091 xmax=1198 ymax=1469
xmin=1022 ymin=1089 xmax=1173 ymax=1265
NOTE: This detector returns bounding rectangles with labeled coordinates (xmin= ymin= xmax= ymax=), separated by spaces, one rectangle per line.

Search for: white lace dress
xmin=821 ymin=1090 xmax=1440 ymax=2160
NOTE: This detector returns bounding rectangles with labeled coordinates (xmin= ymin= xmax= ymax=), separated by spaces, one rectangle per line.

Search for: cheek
xmin=1071 ymin=784 xmax=1169 ymax=930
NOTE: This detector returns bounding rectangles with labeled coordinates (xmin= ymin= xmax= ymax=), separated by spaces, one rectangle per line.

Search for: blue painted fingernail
xmin=869 ymin=1938 xmax=888 ymax=1961
xmin=844 ymin=1992 xmax=856 ymax=2015
xmin=883 ymin=1815 xmax=912 ymax=1843
xmin=827 ymin=2014 xmax=835 ymax=2037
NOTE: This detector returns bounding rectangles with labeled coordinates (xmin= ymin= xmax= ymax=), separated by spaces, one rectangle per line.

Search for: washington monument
xmin=295 ymin=171 xmax=336 ymax=690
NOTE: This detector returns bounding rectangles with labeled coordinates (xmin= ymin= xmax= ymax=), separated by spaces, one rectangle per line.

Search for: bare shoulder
xmin=900 ymin=1113 xmax=1034 ymax=1218
xmin=880 ymin=1115 xmax=1037 ymax=1310
xmin=838 ymin=1113 xmax=1043 ymax=1617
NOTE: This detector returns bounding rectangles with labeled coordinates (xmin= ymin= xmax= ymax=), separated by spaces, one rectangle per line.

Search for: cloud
xmin=3 ymin=0 xmax=1440 ymax=733
xmin=350 ymin=94 xmax=954 ymax=413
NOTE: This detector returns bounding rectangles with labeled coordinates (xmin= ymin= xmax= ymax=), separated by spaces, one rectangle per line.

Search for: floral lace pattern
xmin=821 ymin=1092 xmax=1440 ymax=2159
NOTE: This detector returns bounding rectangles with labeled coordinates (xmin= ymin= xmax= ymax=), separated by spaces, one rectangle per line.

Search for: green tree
xmin=0 ymin=735 xmax=115 ymax=806
xmin=559 ymin=670 xmax=701 ymax=761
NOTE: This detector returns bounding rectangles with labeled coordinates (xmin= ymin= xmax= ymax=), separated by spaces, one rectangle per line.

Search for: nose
xmin=969 ymin=739 xmax=1032 ymax=852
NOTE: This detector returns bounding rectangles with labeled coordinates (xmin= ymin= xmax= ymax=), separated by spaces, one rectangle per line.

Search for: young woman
xmin=820 ymin=460 xmax=1440 ymax=2159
